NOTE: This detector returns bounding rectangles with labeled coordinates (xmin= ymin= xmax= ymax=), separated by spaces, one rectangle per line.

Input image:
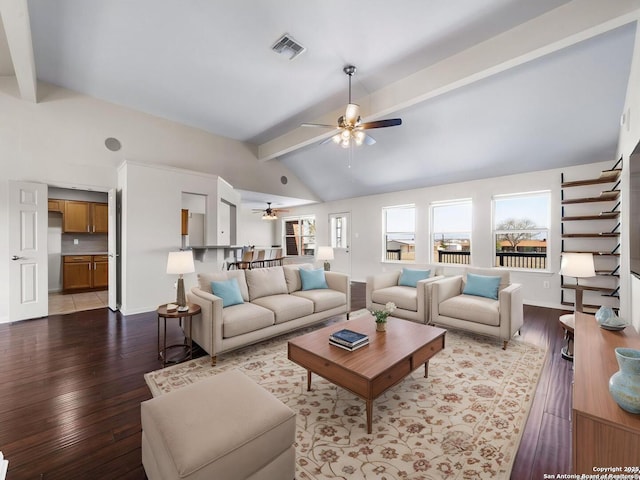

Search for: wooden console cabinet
xmin=573 ymin=312 xmax=640 ymax=473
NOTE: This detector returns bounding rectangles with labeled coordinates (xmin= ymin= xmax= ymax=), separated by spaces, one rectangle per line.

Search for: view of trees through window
xmin=284 ymin=216 xmax=316 ymax=256
xmin=493 ymin=192 xmax=550 ymax=269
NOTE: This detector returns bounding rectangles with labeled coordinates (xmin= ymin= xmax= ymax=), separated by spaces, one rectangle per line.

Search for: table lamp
xmin=316 ymin=246 xmax=334 ymax=271
xmin=166 ymin=250 xmax=195 ymax=311
xmin=560 ymin=252 xmax=595 ymax=313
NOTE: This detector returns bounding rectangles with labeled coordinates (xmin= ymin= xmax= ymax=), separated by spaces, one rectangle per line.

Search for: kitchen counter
xmin=61 ymin=252 xmax=108 ymax=256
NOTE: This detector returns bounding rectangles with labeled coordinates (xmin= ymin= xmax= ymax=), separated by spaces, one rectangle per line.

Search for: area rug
xmin=144 ymin=312 xmax=546 ymax=480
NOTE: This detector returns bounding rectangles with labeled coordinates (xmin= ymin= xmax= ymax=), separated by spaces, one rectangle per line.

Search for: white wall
xmin=617 ymin=24 xmax=640 ymax=331
xmin=284 ymin=160 xmax=618 ymax=311
xmin=237 ymin=207 xmax=277 ymax=248
xmin=0 ymin=80 xmax=316 ymax=323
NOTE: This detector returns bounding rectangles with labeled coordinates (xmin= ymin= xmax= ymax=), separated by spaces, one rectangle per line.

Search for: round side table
xmin=157 ymin=304 xmax=201 ymax=367
xmin=559 ymin=313 xmax=575 ymax=361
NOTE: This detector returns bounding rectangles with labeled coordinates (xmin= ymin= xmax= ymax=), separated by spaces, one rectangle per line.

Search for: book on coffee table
xmin=329 ymin=338 xmax=369 ymax=351
xmin=330 ymin=329 xmax=369 ymax=348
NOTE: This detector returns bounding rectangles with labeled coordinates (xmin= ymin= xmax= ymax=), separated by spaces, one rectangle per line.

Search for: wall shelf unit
xmin=560 ymin=159 xmax=622 ymax=314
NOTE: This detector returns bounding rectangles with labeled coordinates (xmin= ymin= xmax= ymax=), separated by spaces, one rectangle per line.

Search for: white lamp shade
xmin=316 ymin=246 xmax=334 ymax=261
xmin=560 ymin=252 xmax=595 ymax=278
xmin=166 ymin=250 xmax=195 ymax=275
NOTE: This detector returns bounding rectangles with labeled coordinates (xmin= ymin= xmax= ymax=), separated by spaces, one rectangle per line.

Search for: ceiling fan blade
xmin=364 ymin=134 xmax=376 ymax=146
xmin=360 ymin=118 xmax=402 ymax=129
xmin=301 ymin=123 xmax=337 ymax=128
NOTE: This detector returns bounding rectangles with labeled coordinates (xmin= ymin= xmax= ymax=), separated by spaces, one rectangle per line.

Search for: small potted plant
xmin=371 ymin=302 xmax=396 ymax=332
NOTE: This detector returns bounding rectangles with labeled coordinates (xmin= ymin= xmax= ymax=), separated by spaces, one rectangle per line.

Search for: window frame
xmin=282 ymin=215 xmax=316 ymax=257
xmin=492 ymin=191 xmax=551 ymax=271
xmin=430 ymin=198 xmax=472 ymax=265
xmin=382 ymin=204 xmax=416 ymax=263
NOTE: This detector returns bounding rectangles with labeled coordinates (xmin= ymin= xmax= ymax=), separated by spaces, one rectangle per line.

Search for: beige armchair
xmin=366 ymin=266 xmax=444 ymax=324
xmin=430 ymin=267 xmax=523 ymax=349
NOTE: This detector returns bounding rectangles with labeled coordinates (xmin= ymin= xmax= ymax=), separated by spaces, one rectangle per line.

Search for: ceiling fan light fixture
xmin=345 ymin=103 xmax=360 ymax=125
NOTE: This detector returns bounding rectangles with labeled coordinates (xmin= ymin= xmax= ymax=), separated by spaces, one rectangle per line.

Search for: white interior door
xmin=107 ymin=188 xmax=119 ymax=311
xmin=329 ymin=212 xmax=351 ymax=276
xmin=9 ymin=181 xmax=48 ymax=321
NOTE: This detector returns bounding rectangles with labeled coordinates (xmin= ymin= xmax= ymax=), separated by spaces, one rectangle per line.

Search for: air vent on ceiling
xmin=272 ymin=33 xmax=306 ymax=60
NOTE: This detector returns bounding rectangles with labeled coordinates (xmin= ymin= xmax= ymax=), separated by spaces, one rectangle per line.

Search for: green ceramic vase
xmin=609 ymin=348 xmax=640 ymax=414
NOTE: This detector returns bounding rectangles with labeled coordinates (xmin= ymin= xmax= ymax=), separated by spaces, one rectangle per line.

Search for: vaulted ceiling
xmin=1 ymin=1 xmax=638 ymax=207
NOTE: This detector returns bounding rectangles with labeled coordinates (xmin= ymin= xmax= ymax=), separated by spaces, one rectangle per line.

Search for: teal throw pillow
xmin=299 ymin=268 xmax=328 ymax=290
xmin=211 ymin=278 xmax=244 ymax=307
xmin=398 ymin=268 xmax=431 ymax=288
xmin=463 ymin=273 xmax=501 ymax=300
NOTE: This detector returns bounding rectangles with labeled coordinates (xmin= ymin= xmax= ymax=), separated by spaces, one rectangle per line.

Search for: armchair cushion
xmin=439 ymin=294 xmax=500 ymax=326
xmin=299 ymin=268 xmax=328 ymax=290
xmin=463 ymin=273 xmax=501 ymax=300
xmin=211 ymin=279 xmax=244 ymax=308
xmin=371 ymin=286 xmax=418 ymax=312
xmin=398 ymin=268 xmax=431 ymax=288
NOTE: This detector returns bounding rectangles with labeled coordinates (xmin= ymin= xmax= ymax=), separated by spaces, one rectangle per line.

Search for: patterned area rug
xmin=144 ymin=311 xmax=546 ymax=480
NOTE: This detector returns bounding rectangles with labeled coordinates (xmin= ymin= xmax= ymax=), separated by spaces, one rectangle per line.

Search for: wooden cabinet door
xmin=63 ymin=257 xmax=92 ymax=290
xmin=92 ymin=256 xmax=109 ymax=288
xmin=181 ymin=209 xmax=189 ymax=235
xmin=48 ymin=199 xmax=63 ymax=212
xmin=64 ymin=201 xmax=90 ymax=233
xmin=92 ymin=203 xmax=109 ymax=233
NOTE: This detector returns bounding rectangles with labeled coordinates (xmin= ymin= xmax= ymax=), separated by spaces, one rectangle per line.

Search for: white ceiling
xmin=2 ymin=1 xmax=638 ymax=205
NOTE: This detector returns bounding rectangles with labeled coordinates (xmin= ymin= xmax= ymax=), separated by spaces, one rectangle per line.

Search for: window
xmin=431 ymin=199 xmax=472 ymax=264
xmin=283 ymin=216 xmax=316 ymax=256
xmin=383 ymin=205 xmax=415 ymax=261
xmin=329 ymin=213 xmax=349 ymax=249
xmin=493 ymin=191 xmax=550 ymax=270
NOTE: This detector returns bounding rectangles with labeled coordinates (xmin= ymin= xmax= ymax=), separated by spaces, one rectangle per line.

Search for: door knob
xmin=11 ymin=255 xmax=23 ymax=261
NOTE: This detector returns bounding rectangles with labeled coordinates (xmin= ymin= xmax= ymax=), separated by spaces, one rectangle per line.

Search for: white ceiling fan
xmin=302 ymin=65 xmax=402 ymax=148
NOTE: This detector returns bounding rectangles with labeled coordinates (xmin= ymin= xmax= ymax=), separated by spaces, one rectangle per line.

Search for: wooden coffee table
xmin=287 ymin=314 xmax=446 ymax=433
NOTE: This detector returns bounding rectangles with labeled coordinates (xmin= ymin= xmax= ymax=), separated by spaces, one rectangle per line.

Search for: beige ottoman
xmin=141 ymin=369 xmax=296 ymax=480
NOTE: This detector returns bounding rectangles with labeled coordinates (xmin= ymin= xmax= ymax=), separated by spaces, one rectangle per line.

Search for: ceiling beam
xmin=258 ymin=0 xmax=640 ymax=162
xmin=0 ymin=0 xmax=37 ymax=102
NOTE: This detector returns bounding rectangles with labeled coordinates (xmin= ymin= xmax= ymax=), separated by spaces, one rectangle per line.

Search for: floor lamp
xmin=559 ymin=252 xmax=595 ymax=361
xmin=560 ymin=252 xmax=596 ymax=314
xmin=166 ymin=250 xmax=195 ymax=312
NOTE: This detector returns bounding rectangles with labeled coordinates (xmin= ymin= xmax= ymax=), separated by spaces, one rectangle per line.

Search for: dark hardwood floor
xmin=0 ymin=283 xmax=571 ymax=479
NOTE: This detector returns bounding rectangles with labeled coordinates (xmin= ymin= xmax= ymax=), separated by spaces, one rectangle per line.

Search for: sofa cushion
xmin=398 ymin=268 xmax=431 ymax=287
xmin=292 ymin=289 xmax=346 ymax=312
xmin=439 ymin=294 xmax=500 ymax=326
xmin=463 ymin=273 xmax=501 ymax=300
xmin=198 ymin=271 xmax=249 ymax=302
xmin=465 ymin=267 xmax=510 ymax=292
xmin=371 ymin=286 xmax=417 ymax=312
xmin=252 ymin=294 xmax=314 ymax=324
xmin=299 ymin=268 xmax=328 ymax=290
xmin=245 ymin=267 xmax=288 ymax=301
xmin=283 ymin=264 xmax=314 ymax=293
xmin=211 ymin=279 xmax=244 ymax=307
xmin=222 ymin=303 xmax=275 ymax=338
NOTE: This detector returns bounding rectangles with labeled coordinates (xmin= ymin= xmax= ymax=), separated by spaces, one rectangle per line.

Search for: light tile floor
xmin=49 ymin=290 xmax=108 ymax=315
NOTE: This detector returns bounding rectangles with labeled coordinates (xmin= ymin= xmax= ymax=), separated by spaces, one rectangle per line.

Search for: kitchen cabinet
xmin=63 ymin=201 xmax=108 ymax=233
xmin=63 ymin=255 xmax=109 ymax=291
xmin=181 ymin=209 xmax=189 ymax=235
xmin=48 ymin=199 xmax=64 ymax=213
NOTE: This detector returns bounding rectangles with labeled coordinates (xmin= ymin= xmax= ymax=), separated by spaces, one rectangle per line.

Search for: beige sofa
xmin=365 ymin=266 xmax=444 ymax=324
xmin=187 ymin=264 xmax=350 ymax=364
xmin=430 ymin=267 xmax=523 ymax=349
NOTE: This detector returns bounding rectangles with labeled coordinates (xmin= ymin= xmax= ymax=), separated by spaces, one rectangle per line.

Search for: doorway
xmin=328 ymin=212 xmax=351 ymax=276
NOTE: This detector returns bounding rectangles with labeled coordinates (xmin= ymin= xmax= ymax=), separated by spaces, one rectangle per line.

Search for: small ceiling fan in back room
xmin=252 ymin=202 xmax=289 ymax=220
xmin=302 ymin=65 xmax=402 ymax=148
